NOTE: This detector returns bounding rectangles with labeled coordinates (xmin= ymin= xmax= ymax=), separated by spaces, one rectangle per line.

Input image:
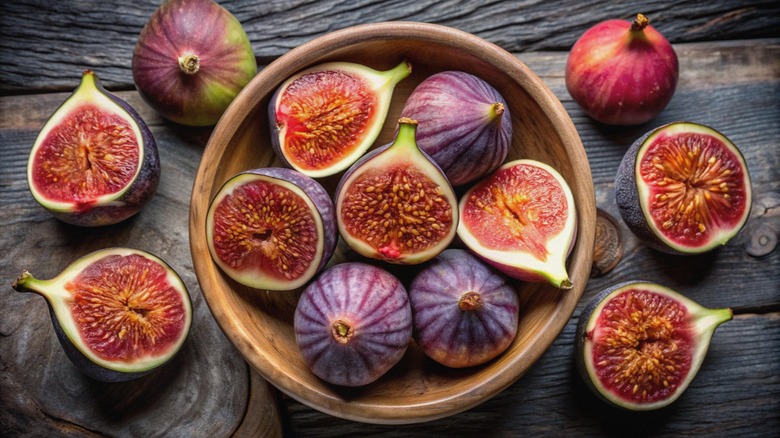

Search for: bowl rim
xmin=189 ymin=20 xmax=596 ymax=424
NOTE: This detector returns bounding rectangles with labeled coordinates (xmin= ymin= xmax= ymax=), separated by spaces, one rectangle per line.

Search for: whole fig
xmin=132 ymin=0 xmax=257 ymax=126
xmin=400 ymin=71 xmax=511 ymax=186
xmin=566 ymin=14 xmax=678 ymax=126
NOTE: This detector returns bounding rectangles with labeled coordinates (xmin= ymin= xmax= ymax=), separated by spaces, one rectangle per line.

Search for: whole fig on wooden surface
xmin=615 ymin=122 xmax=752 ymax=254
xmin=335 ymin=118 xmax=458 ymax=265
xmin=294 ymin=262 xmax=412 ymax=387
xmin=566 ymin=13 xmax=679 ymax=126
xmin=399 ymin=71 xmax=511 ymax=186
xmin=12 ymin=248 xmax=193 ymax=382
xmin=270 ymin=60 xmax=411 ymax=178
xmin=409 ymin=249 xmax=519 ymax=368
xmin=206 ymin=167 xmax=337 ymax=291
xmin=27 ymin=70 xmax=159 ymax=227
xmin=132 ymin=0 xmax=257 ymax=126
xmin=457 ymin=159 xmax=577 ymax=289
xmin=576 ymin=281 xmax=731 ymax=411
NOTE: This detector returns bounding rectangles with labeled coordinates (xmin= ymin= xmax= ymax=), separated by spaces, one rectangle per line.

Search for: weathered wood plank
xmin=1 ymin=0 xmax=778 ymax=92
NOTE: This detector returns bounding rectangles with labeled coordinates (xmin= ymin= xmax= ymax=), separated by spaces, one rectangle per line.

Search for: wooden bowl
xmin=190 ymin=21 xmax=596 ymax=424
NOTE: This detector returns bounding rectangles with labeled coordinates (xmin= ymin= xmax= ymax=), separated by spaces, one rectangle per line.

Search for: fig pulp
xmin=566 ymin=14 xmax=679 ymax=126
xmin=616 ymin=122 xmax=752 ymax=254
xmin=132 ymin=0 xmax=257 ymax=126
xmin=12 ymin=248 xmax=193 ymax=382
xmin=409 ymin=249 xmax=519 ymax=368
xmin=27 ymin=70 xmax=160 ymax=227
xmin=577 ymin=281 xmax=731 ymax=411
xmin=270 ymin=60 xmax=411 ymax=178
xmin=206 ymin=168 xmax=337 ymax=291
xmin=458 ymin=159 xmax=577 ymax=289
xmin=294 ymin=262 xmax=412 ymax=386
xmin=399 ymin=71 xmax=511 ymax=186
xmin=335 ymin=118 xmax=458 ymax=264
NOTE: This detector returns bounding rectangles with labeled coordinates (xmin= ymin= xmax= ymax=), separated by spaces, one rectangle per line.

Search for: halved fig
xmin=576 ymin=281 xmax=732 ymax=411
xmin=206 ymin=168 xmax=337 ymax=291
xmin=269 ymin=60 xmax=412 ymax=178
xmin=399 ymin=71 xmax=512 ymax=186
xmin=457 ymin=159 xmax=577 ymax=289
xmin=616 ymin=122 xmax=752 ymax=254
xmin=335 ymin=118 xmax=458 ymax=265
xmin=409 ymin=249 xmax=519 ymax=368
xmin=12 ymin=248 xmax=192 ymax=382
xmin=27 ymin=70 xmax=160 ymax=227
xmin=294 ymin=262 xmax=412 ymax=387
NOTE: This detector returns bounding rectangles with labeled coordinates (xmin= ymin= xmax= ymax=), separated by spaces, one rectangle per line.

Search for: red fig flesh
xmin=566 ymin=14 xmax=679 ymax=126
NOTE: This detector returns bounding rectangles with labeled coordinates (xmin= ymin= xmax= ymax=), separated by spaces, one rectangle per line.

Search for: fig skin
xmin=334 ymin=118 xmax=458 ymax=265
xmin=294 ymin=262 xmax=412 ymax=387
xmin=399 ymin=71 xmax=511 ymax=186
xmin=27 ymin=70 xmax=160 ymax=227
xmin=615 ymin=122 xmax=752 ymax=254
xmin=566 ymin=14 xmax=679 ymax=126
xmin=576 ymin=281 xmax=732 ymax=411
xmin=12 ymin=248 xmax=193 ymax=382
xmin=409 ymin=249 xmax=519 ymax=368
xmin=206 ymin=167 xmax=337 ymax=291
xmin=132 ymin=0 xmax=257 ymax=126
xmin=269 ymin=60 xmax=412 ymax=178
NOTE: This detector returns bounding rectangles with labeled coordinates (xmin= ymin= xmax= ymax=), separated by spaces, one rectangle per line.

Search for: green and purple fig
xmin=577 ymin=281 xmax=731 ymax=411
xmin=409 ymin=249 xmax=519 ymax=368
xmin=294 ymin=262 xmax=412 ymax=387
xmin=269 ymin=60 xmax=411 ymax=178
xmin=399 ymin=71 xmax=511 ymax=186
xmin=615 ymin=122 xmax=752 ymax=254
xmin=27 ymin=70 xmax=160 ymax=227
xmin=12 ymin=248 xmax=193 ymax=382
xmin=132 ymin=0 xmax=257 ymax=126
xmin=206 ymin=167 xmax=337 ymax=291
xmin=335 ymin=118 xmax=458 ymax=265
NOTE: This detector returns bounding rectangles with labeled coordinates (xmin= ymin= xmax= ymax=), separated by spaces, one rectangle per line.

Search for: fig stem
xmin=395 ymin=118 xmax=419 ymax=148
xmin=459 ymin=291 xmax=483 ymax=311
xmin=331 ymin=319 xmax=355 ymax=344
xmin=11 ymin=270 xmax=54 ymax=298
xmin=630 ymin=13 xmax=650 ymax=32
xmin=178 ymin=54 xmax=200 ymax=75
xmin=492 ymin=102 xmax=505 ymax=119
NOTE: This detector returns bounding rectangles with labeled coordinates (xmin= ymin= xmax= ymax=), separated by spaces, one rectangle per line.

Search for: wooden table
xmin=1 ymin=1 xmax=778 ymax=436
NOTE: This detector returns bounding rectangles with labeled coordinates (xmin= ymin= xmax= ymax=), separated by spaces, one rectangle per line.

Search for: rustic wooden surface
xmin=1 ymin=0 xmax=778 ymax=436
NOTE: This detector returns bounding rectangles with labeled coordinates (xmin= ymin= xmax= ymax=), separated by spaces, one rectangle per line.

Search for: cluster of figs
xmin=565 ymin=14 xmax=753 ymax=411
xmin=206 ymin=60 xmax=580 ymax=386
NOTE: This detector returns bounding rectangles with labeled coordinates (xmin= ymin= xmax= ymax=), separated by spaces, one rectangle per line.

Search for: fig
xmin=457 ymin=159 xmax=577 ymax=289
xmin=615 ymin=122 xmax=752 ymax=254
xmin=399 ymin=71 xmax=511 ymax=186
xmin=270 ymin=60 xmax=411 ymax=178
xmin=206 ymin=167 xmax=337 ymax=291
xmin=566 ymin=13 xmax=679 ymax=126
xmin=12 ymin=248 xmax=193 ymax=382
xmin=576 ymin=281 xmax=732 ymax=411
xmin=409 ymin=249 xmax=519 ymax=368
xmin=132 ymin=0 xmax=257 ymax=126
xmin=335 ymin=118 xmax=458 ymax=265
xmin=27 ymin=70 xmax=160 ymax=227
xmin=294 ymin=262 xmax=412 ymax=387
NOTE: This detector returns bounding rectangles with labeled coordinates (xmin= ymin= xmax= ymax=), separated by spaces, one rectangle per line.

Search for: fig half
xmin=335 ymin=118 xmax=458 ymax=264
xmin=457 ymin=159 xmax=577 ymax=289
xmin=206 ymin=168 xmax=337 ymax=291
xmin=616 ymin=122 xmax=752 ymax=254
xmin=576 ymin=281 xmax=732 ymax=411
xmin=270 ymin=60 xmax=411 ymax=178
xmin=27 ymin=70 xmax=160 ymax=227
xmin=12 ymin=248 xmax=193 ymax=382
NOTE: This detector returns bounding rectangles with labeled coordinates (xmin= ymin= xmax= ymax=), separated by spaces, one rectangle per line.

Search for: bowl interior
xmin=190 ymin=22 xmax=595 ymax=424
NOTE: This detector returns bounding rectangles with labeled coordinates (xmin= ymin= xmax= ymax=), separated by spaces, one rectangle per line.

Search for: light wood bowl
xmin=190 ymin=21 xmax=595 ymax=424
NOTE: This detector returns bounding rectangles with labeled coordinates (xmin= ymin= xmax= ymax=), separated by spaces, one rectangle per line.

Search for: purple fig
xmin=399 ymin=71 xmax=511 ymax=186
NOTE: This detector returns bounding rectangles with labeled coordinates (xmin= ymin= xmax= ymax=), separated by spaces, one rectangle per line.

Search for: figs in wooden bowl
xmin=189 ymin=21 xmax=596 ymax=424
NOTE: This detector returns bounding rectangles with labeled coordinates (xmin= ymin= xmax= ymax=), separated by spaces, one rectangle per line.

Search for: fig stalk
xmin=630 ymin=13 xmax=649 ymax=32
xmin=179 ymin=54 xmax=200 ymax=75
